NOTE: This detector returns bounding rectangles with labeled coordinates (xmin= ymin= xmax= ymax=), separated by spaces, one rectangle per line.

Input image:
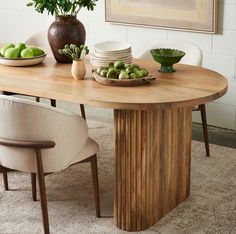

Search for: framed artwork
xmin=105 ymin=0 xmax=217 ymax=33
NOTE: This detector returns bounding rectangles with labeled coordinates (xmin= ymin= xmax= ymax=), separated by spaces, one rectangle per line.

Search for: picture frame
xmin=105 ymin=0 xmax=218 ymax=33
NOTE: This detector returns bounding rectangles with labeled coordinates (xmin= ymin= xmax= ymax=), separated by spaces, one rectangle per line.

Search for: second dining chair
xmin=0 ymin=95 xmax=100 ymax=234
xmin=2 ymin=31 xmax=56 ymax=110
xmin=24 ymin=30 xmax=86 ymax=119
xmin=139 ymin=40 xmax=210 ymax=156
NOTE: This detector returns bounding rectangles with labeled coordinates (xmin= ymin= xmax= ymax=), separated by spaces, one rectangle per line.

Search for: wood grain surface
xmin=0 ymin=55 xmax=227 ymax=110
xmin=114 ymin=107 xmax=192 ymax=231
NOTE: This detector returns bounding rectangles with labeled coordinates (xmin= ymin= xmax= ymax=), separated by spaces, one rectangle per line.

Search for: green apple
xmin=96 ymin=66 xmax=105 ymax=75
xmin=4 ymin=48 xmax=20 ymax=58
xmin=29 ymin=47 xmax=45 ymax=56
xmin=15 ymin=43 xmax=26 ymax=51
xmin=0 ymin=43 xmax=15 ymax=57
xmin=114 ymin=61 xmax=124 ymax=69
xmin=20 ymin=48 xmax=34 ymax=58
xmin=119 ymin=71 xmax=129 ymax=80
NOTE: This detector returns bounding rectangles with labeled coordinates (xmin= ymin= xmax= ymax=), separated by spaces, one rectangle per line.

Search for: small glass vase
xmin=71 ymin=60 xmax=86 ymax=80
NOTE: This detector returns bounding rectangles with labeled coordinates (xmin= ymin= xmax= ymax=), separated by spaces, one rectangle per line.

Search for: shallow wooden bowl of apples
xmin=93 ymin=60 xmax=156 ymax=87
xmin=0 ymin=43 xmax=46 ymax=67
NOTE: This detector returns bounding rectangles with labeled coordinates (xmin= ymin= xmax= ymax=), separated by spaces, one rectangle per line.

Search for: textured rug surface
xmin=0 ymin=121 xmax=236 ymax=234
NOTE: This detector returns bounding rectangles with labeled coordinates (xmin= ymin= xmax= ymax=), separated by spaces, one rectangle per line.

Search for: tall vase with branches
xmin=27 ymin=0 xmax=98 ymax=63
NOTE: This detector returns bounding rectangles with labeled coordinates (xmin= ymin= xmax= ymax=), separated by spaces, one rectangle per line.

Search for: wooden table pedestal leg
xmin=114 ymin=107 xmax=192 ymax=231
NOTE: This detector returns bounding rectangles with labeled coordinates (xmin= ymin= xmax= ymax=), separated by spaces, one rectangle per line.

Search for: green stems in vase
xmin=58 ymin=44 xmax=89 ymax=61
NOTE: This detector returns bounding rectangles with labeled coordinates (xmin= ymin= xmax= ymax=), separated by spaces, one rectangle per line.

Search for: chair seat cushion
xmin=70 ymin=137 xmax=99 ymax=165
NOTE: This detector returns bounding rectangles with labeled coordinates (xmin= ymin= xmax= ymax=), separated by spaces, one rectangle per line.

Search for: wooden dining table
xmin=0 ymin=56 xmax=227 ymax=232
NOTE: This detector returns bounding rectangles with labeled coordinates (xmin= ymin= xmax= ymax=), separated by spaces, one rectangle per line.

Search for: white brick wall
xmin=0 ymin=1 xmax=236 ymax=130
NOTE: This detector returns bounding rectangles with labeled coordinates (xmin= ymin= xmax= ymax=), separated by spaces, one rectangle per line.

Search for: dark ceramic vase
xmin=48 ymin=15 xmax=86 ymax=63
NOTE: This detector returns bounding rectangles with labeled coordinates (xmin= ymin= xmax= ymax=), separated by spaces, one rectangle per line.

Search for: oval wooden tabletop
xmin=0 ymin=56 xmax=227 ymax=110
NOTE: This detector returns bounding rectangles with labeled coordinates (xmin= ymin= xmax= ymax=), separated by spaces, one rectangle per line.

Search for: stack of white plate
xmin=90 ymin=41 xmax=132 ymax=67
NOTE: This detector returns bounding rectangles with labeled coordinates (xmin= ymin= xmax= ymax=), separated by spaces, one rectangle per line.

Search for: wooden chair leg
xmin=90 ymin=154 xmax=101 ymax=218
xmin=50 ymin=99 xmax=56 ymax=107
xmin=36 ymin=97 xmax=56 ymax=108
xmin=3 ymin=171 xmax=9 ymax=191
xmin=31 ymin=97 xmax=54 ymax=203
xmin=200 ymin=104 xmax=210 ymax=157
xmin=31 ymin=173 xmax=37 ymax=201
xmin=80 ymin=104 xmax=86 ymax=120
xmin=35 ymin=149 xmax=50 ymax=234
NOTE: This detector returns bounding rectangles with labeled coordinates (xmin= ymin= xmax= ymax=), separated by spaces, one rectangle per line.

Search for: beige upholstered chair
xmin=24 ymin=30 xmax=86 ymax=119
xmin=24 ymin=30 xmax=50 ymax=48
xmin=140 ymin=41 xmax=210 ymax=156
xmin=0 ymin=95 xmax=100 ymax=234
xmin=139 ymin=40 xmax=203 ymax=66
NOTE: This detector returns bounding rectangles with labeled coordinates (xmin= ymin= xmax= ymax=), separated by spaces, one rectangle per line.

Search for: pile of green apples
xmin=96 ymin=61 xmax=149 ymax=80
xmin=0 ymin=43 xmax=45 ymax=59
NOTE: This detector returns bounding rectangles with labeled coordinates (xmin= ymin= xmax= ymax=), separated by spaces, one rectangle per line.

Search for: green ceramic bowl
xmin=150 ymin=48 xmax=185 ymax=73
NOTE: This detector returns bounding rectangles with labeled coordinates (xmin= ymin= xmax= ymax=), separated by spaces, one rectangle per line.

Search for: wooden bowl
xmin=93 ymin=72 xmax=156 ymax=87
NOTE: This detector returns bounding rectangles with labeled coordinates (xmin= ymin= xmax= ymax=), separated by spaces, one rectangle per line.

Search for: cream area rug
xmin=0 ymin=121 xmax=236 ymax=234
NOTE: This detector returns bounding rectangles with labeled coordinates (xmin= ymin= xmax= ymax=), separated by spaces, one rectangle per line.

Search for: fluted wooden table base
xmin=114 ymin=107 xmax=192 ymax=231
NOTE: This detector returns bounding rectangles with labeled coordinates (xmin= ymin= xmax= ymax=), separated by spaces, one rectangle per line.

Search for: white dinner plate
xmin=90 ymin=60 xmax=133 ymax=65
xmin=90 ymin=56 xmax=133 ymax=62
xmin=94 ymin=41 xmax=131 ymax=53
xmin=90 ymin=58 xmax=133 ymax=63
xmin=91 ymin=59 xmax=133 ymax=67
xmin=94 ymin=49 xmax=132 ymax=56
xmin=92 ymin=53 xmax=132 ymax=60
xmin=0 ymin=53 xmax=47 ymax=67
xmin=94 ymin=48 xmax=132 ymax=53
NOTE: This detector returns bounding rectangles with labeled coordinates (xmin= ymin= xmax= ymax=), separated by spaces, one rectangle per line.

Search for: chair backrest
xmin=0 ymin=95 xmax=88 ymax=173
xmin=139 ymin=40 xmax=203 ymax=66
xmin=24 ymin=30 xmax=49 ymax=48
